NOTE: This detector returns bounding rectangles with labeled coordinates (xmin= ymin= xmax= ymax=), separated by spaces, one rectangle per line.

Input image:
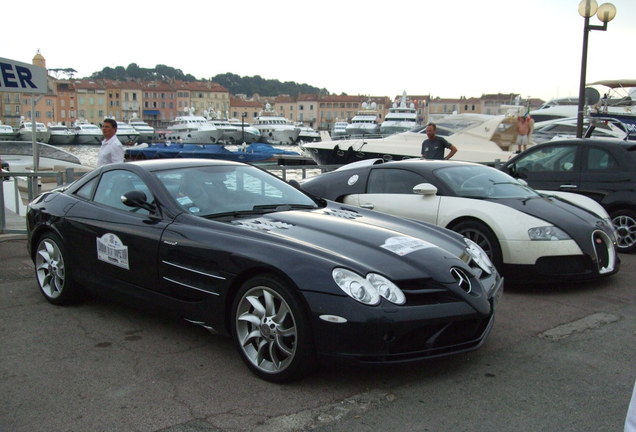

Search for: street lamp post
xmin=241 ymin=112 xmax=247 ymax=143
xmin=576 ymin=0 xmax=617 ymax=138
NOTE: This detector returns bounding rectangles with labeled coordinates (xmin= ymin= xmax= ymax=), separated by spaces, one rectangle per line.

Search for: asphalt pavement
xmin=1 ymin=235 xmax=635 ymax=432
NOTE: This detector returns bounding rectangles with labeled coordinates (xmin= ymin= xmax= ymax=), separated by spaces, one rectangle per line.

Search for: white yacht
xmin=204 ymin=109 xmax=242 ymax=143
xmin=165 ymin=108 xmax=224 ymax=144
xmin=345 ymin=102 xmax=380 ymax=137
xmin=300 ymin=113 xmax=514 ymax=165
xmin=331 ymin=121 xmax=349 ymax=139
xmin=73 ymin=120 xmax=103 ymax=145
xmin=114 ymin=120 xmax=140 ymax=145
xmin=380 ymin=91 xmax=418 ymax=136
xmin=18 ymin=121 xmax=51 ymax=143
xmin=253 ymin=104 xmax=300 ymax=145
xmin=0 ymin=123 xmax=17 ymax=141
xmin=128 ymin=114 xmax=156 ymax=143
xmin=47 ymin=123 xmax=76 ymax=145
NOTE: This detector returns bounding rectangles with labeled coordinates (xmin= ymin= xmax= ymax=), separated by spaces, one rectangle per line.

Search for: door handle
xmin=361 ymin=203 xmax=374 ymax=209
xmin=559 ymin=184 xmax=578 ymax=189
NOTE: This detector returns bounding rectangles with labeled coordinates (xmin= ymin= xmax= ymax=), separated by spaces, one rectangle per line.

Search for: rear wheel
xmin=451 ymin=220 xmax=503 ymax=272
xmin=34 ymin=233 xmax=80 ymax=305
xmin=610 ymin=209 xmax=636 ymax=253
xmin=231 ymin=275 xmax=316 ymax=382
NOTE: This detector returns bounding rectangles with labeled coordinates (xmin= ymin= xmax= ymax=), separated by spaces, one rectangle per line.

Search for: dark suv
xmin=500 ymin=138 xmax=636 ymax=252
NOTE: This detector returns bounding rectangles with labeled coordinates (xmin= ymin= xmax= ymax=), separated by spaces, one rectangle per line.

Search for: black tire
xmin=451 ymin=220 xmax=504 ymax=272
xmin=610 ymin=209 xmax=636 ymax=253
xmin=231 ymin=274 xmax=316 ymax=382
xmin=34 ymin=232 xmax=80 ymax=305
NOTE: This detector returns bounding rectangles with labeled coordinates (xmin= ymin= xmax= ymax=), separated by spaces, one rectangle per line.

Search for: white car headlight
xmin=528 ymin=226 xmax=571 ymax=241
xmin=332 ymin=268 xmax=405 ymax=305
xmin=464 ymin=238 xmax=494 ymax=275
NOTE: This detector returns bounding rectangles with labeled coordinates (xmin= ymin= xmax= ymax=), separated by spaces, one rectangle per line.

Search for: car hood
xmin=226 ymin=203 xmax=476 ymax=285
xmin=489 ymin=195 xmax=613 ymax=241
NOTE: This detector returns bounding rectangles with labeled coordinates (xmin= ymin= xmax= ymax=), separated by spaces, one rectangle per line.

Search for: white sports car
xmin=300 ymin=159 xmax=619 ymax=283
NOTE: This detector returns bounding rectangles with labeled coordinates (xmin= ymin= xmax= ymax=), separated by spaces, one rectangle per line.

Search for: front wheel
xmin=610 ymin=209 xmax=636 ymax=253
xmin=231 ymin=275 xmax=316 ymax=382
xmin=34 ymin=233 xmax=80 ymax=305
xmin=451 ymin=220 xmax=503 ymax=272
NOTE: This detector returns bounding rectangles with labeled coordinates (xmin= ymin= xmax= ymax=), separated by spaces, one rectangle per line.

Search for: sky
xmin=3 ymin=0 xmax=636 ymax=102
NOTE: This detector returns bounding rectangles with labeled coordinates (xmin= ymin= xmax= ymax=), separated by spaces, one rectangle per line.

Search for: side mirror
xmin=122 ymin=190 xmax=155 ymax=212
xmin=288 ymin=179 xmax=300 ymax=188
xmin=413 ymin=182 xmax=438 ymax=196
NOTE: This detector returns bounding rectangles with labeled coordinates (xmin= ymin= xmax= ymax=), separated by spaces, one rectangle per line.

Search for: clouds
xmin=5 ymin=0 xmax=636 ymax=101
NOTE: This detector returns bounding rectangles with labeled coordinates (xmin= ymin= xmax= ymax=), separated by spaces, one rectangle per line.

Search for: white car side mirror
xmin=413 ymin=183 xmax=438 ymax=196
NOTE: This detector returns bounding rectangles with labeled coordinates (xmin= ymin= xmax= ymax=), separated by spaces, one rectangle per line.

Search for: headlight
xmin=528 ymin=226 xmax=571 ymax=240
xmin=464 ymin=238 xmax=494 ymax=275
xmin=332 ymin=268 xmax=405 ymax=305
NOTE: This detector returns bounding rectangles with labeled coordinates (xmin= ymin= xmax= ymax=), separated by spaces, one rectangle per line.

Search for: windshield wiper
xmin=204 ymin=204 xmax=317 ymax=219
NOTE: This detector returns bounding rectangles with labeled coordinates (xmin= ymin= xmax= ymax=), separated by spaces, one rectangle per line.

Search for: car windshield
xmin=436 ymin=165 xmax=539 ymax=199
xmin=154 ymin=165 xmax=319 ymax=217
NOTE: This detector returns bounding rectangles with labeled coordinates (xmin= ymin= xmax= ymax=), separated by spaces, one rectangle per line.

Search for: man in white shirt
xmin=97 ymin=119 xmax=124 ymax=166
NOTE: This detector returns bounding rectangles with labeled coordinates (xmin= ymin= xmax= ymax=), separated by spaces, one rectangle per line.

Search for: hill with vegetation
xmin=77 ymin=64 xmax=328 ymax=97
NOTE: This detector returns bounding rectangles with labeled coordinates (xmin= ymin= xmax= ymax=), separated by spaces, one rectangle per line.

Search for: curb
xmin=0 ymin=234 xmax=27 ymax=242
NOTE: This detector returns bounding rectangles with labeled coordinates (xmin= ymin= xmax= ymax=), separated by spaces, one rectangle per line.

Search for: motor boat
xmin=345 ymin=101 xmax=380 ymax=137
xmin=528 ymin=80 xmax=636 ymax=138
xmin=295 ymin=123 xmax=321 ymax=143
xmin=227 ymin=118 xmax=261 ymax=144
xmin=531 ymin=116 xmax=629 ymax=144
xmin=73 ymin=120 xmax=102 ymax=145
xmin=300 ymin=113 xmax=514 ymax=166
xmin=165 ymin=108 xmax=224 ymax=144
xmin=128 ymin=114 xmax=156 ymax=143
xmin=380 ymin=91 xmax=418 ymax=136
xmin=47 ymin=123 xmax=76 ymax=145
xmin=252 ymin=104 xmax=300 ymax=145
xmin=0 ymin=123 xmax=17 ymax=141
xmin=17 ymin=121 xmax=51 ymax=143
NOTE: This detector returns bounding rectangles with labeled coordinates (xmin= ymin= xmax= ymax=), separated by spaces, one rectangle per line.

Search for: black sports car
xmin=27 ymin=159 xmax=502 ymax=382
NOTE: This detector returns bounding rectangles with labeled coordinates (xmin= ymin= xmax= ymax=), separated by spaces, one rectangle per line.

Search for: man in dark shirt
xmin=421 ymin=123 xmax=458 ymax=160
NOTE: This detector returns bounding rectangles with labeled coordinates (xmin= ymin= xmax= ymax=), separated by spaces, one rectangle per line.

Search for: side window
xmin=517 ymin=145 xmax=578 ymax=173
xmin=74 ymin=176 xmax=98 ymax=200
xmin=587 ymin=148 xmax=617 ymax=170
xmin=93 ymin=170 xmax=152 ymax=214
xmin=367 ymin=169 xmax=424 ymax=194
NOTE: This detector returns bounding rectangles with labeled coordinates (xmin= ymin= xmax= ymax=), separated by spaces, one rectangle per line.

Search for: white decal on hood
xmin=381 ymin=236 xmax=435 ymax=256
xmin=96 ymin=233 xmax=129 ymax=269
xmin=232 ymin=218 xmax=293 ymax=231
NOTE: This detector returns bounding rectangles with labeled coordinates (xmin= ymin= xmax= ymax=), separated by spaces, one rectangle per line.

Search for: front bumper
xmin=305 ymin=274 xmax=503 ymax=364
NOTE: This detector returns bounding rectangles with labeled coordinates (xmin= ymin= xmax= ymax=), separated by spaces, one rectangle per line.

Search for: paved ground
xmin=1 ymin=235 xmax=635 ymax=432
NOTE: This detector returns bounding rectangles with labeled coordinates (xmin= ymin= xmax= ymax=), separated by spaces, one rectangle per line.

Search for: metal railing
xmin=0 ymin=164 xmax=337 ymax=234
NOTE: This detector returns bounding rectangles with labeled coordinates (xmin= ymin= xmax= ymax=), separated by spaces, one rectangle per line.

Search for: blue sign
xmin=0 ymin=57 xmax=48 ymax=94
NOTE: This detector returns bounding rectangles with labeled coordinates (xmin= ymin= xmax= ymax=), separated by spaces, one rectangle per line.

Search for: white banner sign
xmin=0 ymin=57 xmax=47 ymax=94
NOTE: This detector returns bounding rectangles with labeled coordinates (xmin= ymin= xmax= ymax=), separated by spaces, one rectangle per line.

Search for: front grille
xmin=397 ymin=279 xmax=461 ymax=306
xmin=535 ymin=255 xmax=590 ymax=275
xmin=592 ymin=230 xmax=617 ymax=274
